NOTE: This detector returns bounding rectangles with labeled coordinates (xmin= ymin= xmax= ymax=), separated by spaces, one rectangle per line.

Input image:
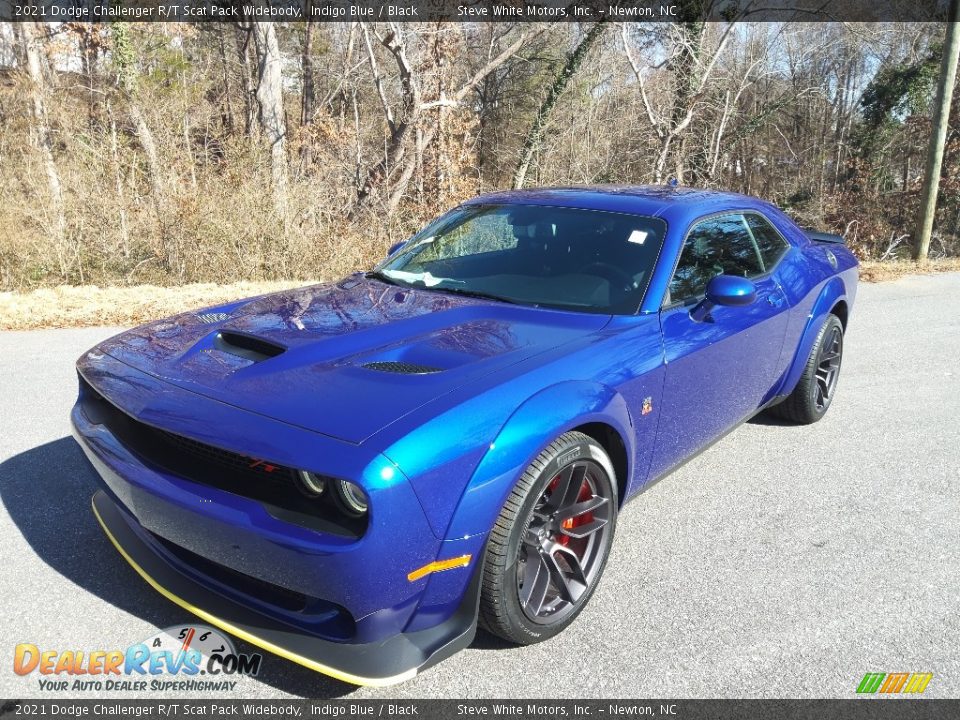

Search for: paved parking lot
xmin=1 ymin=272 xmax=957 ymax=699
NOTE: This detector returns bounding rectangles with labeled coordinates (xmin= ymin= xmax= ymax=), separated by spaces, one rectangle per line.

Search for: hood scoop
xmin=362 ymin=361 xmax=442 ymax=375
xmin=214 ymin=331 xmax=286 ymax=363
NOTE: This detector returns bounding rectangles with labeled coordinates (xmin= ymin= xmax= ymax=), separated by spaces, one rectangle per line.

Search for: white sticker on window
xmin=627 ymin=230 xmax=648 ymax=245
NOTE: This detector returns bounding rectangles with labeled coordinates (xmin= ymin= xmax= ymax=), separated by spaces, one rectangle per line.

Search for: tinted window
xmin=414 ymin=211 xmax=518 ymax=263
xmin=378 ymin=204 xmax=667 ymax=314
xmin=668 ymin=214 xmax=762 ymax=304
xmin=744 ymin=213 xmax=789 ymax=270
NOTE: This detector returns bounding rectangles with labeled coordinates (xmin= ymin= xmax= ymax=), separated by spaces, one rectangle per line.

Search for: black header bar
xmin=1 ymin=699 xmax=959 ymax=719
xmin=0 ymin=0 xmax=952 ymax=23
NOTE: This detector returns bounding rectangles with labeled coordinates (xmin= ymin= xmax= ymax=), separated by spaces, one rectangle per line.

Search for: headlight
xmin=297 ymin=470 xmax=327 ymax=497
xmin=334 ymin=479 xmax=368 ymax=516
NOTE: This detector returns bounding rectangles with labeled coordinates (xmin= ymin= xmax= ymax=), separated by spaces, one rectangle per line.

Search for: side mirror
xmin=387 ymin=240 xmax=407 ymax=257
xmin=705 ymin=274 xmax=757 ymax=307
xmin=690 ymin=275 xmax=757 ymax=322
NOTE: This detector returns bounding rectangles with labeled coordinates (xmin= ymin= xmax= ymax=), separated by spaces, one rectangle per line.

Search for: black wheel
xmin=772 ymin=314 xmax=844 ymax=424
xmin=479 ymin=431 xmax=618 ymax=644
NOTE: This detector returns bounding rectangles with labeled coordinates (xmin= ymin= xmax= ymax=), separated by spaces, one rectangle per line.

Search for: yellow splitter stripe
xmin=91 ymin=497 xmax=415 ymax=687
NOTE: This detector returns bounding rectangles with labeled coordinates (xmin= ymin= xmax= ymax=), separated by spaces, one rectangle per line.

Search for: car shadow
xmin=746 ymin=408 xmax=795 ymax=427
xmin=0 ymin=437 xmax=356 ymax=698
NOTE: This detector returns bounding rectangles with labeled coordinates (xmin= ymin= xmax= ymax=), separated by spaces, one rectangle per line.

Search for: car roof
xmin=462 ymin=185 xmax=773 ymax=225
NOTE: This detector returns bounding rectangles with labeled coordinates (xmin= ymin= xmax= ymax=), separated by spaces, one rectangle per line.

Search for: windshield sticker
xmin=627 ymin=230 xmax=648 ymax=245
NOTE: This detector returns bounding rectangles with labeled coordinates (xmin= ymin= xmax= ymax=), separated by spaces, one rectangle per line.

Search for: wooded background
xmin=0 ymin=18 xmax=957 ymax=291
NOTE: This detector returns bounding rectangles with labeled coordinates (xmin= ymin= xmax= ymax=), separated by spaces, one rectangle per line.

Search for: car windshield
xmin=373 ymin=204 xmax=667 ymax=314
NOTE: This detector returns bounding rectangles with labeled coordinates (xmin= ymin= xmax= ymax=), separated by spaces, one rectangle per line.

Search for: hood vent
xmin=362 ymin=361 xmax=442 ymax=375
xmin=196 ymin=312 xmax=230 ymax=324
xmin=214 ymin=331 xmax=286 ymax=362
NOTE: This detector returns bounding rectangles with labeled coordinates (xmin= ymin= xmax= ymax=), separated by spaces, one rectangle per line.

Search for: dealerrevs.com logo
xmin=13 ymin=625 xmax=262 ymax=692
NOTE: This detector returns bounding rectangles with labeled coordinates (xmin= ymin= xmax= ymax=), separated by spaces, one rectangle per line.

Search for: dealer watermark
xmin=12 ymin=624 xmax=262 ymax=693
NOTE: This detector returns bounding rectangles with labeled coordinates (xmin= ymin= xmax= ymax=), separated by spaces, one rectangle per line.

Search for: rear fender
xmin=777 ymin=277 xmax=846 ymax=397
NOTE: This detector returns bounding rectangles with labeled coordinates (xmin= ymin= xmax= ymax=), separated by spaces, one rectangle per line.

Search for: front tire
xmin=479 ymin=431 xmax=618 ymax=644
xmin=773 ymin=313 xmax=844 ymax=424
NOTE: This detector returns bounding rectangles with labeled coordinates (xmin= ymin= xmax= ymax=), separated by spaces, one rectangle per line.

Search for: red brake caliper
xmin=549 ymin=474 xmax=595 ymax=547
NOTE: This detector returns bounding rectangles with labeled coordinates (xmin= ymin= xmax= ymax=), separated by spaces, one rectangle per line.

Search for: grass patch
xmin=0 ymin=280 xmax=317 ymax=330
xmin=859 ymin=258 xmax=960 ymax=282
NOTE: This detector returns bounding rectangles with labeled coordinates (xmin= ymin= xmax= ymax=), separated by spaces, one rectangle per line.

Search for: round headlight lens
xmin=297 ymin=470 xmax=327 ymax=497
xmin=335 ymin=479 xmax=368 ymax=516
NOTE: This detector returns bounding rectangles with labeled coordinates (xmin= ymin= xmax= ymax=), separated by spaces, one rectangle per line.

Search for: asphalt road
xmin=1 ymin=272 xmax=958 ymax=700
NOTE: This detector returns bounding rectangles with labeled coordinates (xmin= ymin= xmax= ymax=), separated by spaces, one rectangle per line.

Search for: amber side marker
xmin=407 ymin=555 xmax=472 ymax=582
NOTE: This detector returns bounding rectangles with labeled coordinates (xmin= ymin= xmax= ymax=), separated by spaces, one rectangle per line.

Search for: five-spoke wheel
xmin=814 ymin=323 xmax=843 ymax=410
xmin=772 ymin=312 xmax=845 ymax=424
xmin=479 ymin=431 xmax=618 ymax=643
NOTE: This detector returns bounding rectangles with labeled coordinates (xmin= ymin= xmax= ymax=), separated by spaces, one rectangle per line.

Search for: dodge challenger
xmin=72 ymin=186 xmax=857 ymax=686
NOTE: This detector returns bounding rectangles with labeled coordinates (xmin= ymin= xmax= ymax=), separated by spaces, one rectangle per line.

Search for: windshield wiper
xmin=366 ymin=271 xmax=520 ymax=305
xmin=430 ymin=286 xmax=521 ymax=305
xmin=364 ymin=270 xmax=403 ymax=287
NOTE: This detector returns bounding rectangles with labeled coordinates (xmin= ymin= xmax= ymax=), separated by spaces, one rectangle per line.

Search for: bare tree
xmin=351 ymin=23 xmax=538 ymax=217
xmin=17 ymin=22 xmax=66 ymax=264
xmin=252 ymin=22 xmax=289 ymax=216
xmin=111 ymin=23 xmax=177 ymax=273
xmin=623 ymin=20 xmax=738 ymax=183
xmin=513 ymin=22 xmax=608 ymax=190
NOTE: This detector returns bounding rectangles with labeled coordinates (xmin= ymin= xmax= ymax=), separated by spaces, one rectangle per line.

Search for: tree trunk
xmin=252 ymin=21 xmax=289 ymax=217
xmin=112 ymin=22 xmax=176 ymax=274
xmin=300 ymin=12 xmax=316 ymax=172
xmin=513 ymin=22 xmax=606 ymax=190
xmin=18 ymin=22 xmax=67 ymax=274
xmin=914 ymin=0 xmax=960 ymax=260
xmin=106 ymin=99 xmax=131 ymax=258
xmin=218 ymin=26 xmax=235 ymax=133
xmin=235 ymin=22 xmax=257 ymax=138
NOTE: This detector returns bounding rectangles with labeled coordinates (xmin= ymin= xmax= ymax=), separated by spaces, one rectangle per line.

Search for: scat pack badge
xmin=13 ymin=624 xmax=262 ymax=692
xmin=641 ymin=397 xmax=654 ymax=415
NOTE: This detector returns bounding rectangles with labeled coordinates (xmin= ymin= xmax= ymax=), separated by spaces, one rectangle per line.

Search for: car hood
xmin=99 ymin=277 xmax=609 ymax=444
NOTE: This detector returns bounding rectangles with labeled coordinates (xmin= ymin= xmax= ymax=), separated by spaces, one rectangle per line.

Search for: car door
xmin=647 ymin=212 xmax=791 ymax=480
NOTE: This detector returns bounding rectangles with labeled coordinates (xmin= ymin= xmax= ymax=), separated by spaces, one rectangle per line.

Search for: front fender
xmin=444 ymin=380 xmax=635 ymax=540
xmin=397 ymin=380 xmax=638 ymax=634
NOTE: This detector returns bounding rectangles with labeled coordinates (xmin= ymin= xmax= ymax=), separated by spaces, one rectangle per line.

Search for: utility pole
xmin=914 ymin=0 xmax=960 ymax=260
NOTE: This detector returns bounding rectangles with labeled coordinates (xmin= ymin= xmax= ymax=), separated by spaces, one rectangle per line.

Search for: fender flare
xmin=777 ymin=277 xmax=847 ymax=397
xmin=443 ymin=380 xmax=635 ymax=540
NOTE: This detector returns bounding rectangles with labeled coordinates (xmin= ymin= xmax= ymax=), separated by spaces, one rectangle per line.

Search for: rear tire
xmin=478 ymin=431 xmax=618 ymax=645
xmin=772 ymin=314 xmax=844 ymax=424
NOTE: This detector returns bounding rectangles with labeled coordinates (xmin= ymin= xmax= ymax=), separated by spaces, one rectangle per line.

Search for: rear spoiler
xmin=803 ymin=228 xmax=846 ymax=245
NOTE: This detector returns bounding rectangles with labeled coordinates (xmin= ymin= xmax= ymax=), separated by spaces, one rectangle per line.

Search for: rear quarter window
xmin=744 ymin=213 xmax=790 ymax=270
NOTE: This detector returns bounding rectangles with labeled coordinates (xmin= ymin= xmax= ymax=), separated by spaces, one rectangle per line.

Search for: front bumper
xmin=90 ymin=490 xmax=480 ymax=686
xmin=73 ymin=349 xmax=486 ymax=685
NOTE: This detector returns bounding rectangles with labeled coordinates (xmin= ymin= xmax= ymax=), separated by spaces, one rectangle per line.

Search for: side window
xmin=668 ymin=214 xmax=762 ymax=304
xmin=744 ymin=213 xmax=789 ymax=270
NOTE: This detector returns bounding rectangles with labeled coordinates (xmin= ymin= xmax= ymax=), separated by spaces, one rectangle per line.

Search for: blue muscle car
xmin=72 ymin=186 xmax=857 ymax=685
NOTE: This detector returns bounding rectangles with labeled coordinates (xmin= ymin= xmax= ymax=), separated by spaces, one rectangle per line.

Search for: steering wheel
xmin=581 ymin=262 xmax=636 ymax=293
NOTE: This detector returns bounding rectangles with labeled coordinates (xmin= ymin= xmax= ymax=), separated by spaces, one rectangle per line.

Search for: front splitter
xmin=90 ymin=489 xmax=479 ymax=687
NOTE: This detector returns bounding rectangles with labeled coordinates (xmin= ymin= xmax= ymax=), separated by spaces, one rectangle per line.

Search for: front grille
xmin=148 ymin=533 xmax=356 ymax=640
xmin=78 ymin=375 xmax=366 ymax=538
xmin=156 ymin=425 xmax=299 ymax=492
xmin=362 ymin=360 xmax=442 ymax=374
xmin=152 ymin=533 xmax=309 ymax=612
